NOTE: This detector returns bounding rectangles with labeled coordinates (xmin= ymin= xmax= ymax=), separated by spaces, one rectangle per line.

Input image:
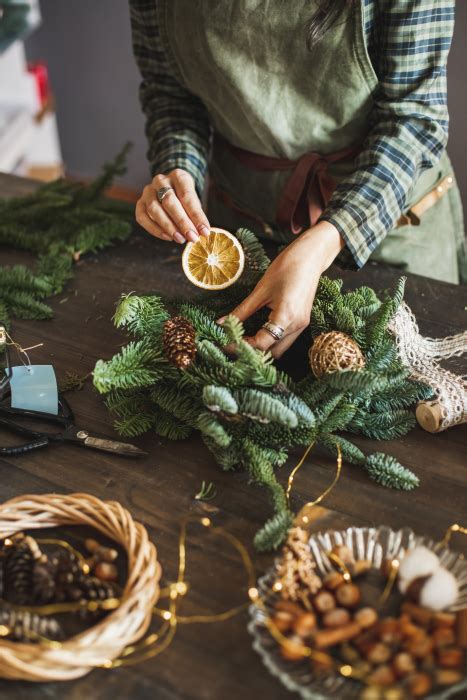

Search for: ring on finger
xmin=262 ymin=320 xmax=286 ymax=341
xmin=157 ymin=186 xmax=173 ymax=204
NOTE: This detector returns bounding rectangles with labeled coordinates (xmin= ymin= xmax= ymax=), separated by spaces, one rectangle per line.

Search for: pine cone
xmin=52 ymin=549 xmax=86 ymax=602
xmin=3 ymin=538 xmax=35 ymax=605
xmin=163 ymin=316 xmax=196 ymax=368
xmin=32 ymin=558 xmax=57 ymax=604
xmin=0 ymin=603 xmax=64 ymax=643
xmin=78 ymin=576 xmax=119 ymax=618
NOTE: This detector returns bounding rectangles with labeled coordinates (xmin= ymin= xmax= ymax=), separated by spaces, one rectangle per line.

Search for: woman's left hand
xmin=219 ymin=221 xmax=344 ymax=358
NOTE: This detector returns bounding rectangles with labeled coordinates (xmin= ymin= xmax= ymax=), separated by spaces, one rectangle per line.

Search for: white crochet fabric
xmin=389 ymin=302 xmax=467 ymax=431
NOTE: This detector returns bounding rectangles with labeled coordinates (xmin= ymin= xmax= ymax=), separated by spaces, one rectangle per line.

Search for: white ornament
xmin=398 ymin=546 xmax=440 ymax=594
xmin=419 ymin=567 xmax=459 ymax=611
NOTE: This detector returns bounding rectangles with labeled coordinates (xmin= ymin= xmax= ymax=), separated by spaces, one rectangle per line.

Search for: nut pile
xmin=271 ymin=541 xmax=466 ymax=699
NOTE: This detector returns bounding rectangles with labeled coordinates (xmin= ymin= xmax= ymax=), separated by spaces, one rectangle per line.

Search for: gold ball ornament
xmin=308 ymin=331 xmax=365 ymax=378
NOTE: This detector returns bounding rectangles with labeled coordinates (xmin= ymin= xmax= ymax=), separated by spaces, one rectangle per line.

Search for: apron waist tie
xmin=214 ymin=134 xmax=360 ymax=234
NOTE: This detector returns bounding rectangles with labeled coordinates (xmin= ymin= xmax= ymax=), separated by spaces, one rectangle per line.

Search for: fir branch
xmin=253 ymin=511 xmax=294 ymax=552
xmin=93 ymin=341 xmax=164 ymax=393
xmin=154 ymin=406 xmax=192 ymax=440
xmin=178 ymin=303 xmax=228 ymax=345
xmin=365 ymin=453 xmax=419 ymax=490
xmin=203 ymin=385 xmax=239 ymax=414
xmin=197 ymin=412 xmax=231 ymax=446
xmin=318 ymin=433 xmax=366 ymax=466
xmin=236 ymin=389 xmax=298 ymax=427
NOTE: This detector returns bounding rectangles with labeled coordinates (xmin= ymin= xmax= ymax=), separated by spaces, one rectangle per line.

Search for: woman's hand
xmin=220 ymin=221 xmax=345 ymax=358
xmin=135 ymin=169 xmax=211 ymax=244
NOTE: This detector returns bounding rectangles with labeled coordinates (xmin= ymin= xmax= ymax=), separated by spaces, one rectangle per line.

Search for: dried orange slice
xmin=182 ymin=227 xmax=245 ymax=290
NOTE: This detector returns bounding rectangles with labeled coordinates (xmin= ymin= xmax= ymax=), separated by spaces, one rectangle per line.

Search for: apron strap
xmin=215 ymin=134 xmax=360 ymax=234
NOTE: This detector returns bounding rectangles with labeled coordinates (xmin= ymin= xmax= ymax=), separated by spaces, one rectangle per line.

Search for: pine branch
xmin=365 ymin=453 xmax=419 ymax=490
xmin=253 ymin=511 xmax=294 ymax=552
xmin=93 ymin=341 xmax=164 ymax=393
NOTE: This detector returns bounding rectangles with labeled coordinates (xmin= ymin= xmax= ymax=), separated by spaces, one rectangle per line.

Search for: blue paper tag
xmin=9 ymin=365 xmax=58 ymax=415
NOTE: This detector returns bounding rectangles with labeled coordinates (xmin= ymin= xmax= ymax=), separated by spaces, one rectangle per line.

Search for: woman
xmin=130 ymin=0 xmax=465 ymax=358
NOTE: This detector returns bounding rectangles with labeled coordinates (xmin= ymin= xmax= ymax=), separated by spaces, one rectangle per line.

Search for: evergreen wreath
xmin=93 ymin=229 xmax=433 ymax=551
xmin=0 ymin=144 xmax=133 ymax=325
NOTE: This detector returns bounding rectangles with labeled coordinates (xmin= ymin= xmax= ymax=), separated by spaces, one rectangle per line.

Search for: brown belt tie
xmin=216 ymin=135 xmax=360 ymax=235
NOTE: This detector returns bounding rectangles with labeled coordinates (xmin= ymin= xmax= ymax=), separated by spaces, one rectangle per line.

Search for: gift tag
xmin=9 ymin=365 xmax=58 ymax=415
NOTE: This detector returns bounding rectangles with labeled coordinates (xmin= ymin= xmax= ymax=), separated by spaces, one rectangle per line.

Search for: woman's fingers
xmin=152 ymin=174 xmax=199 ymax=243
xmin=136 ymin=169 xmax=210 ymax=243
xmin=171 ymin=169 xmax=210 ymax=237
xmin=135 ymin=200 xmax=173 ymax=241
xmin=245 ymin=310 xmax=290 ymax=352
xmin=270 ymin=328 xmax=304 ymax=359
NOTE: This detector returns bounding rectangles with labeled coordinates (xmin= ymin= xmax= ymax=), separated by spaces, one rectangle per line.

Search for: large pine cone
xmin=3 ymin=537 xmax=35 ymax=605
xmin=163 ymin=316 xmax=196 ymax=368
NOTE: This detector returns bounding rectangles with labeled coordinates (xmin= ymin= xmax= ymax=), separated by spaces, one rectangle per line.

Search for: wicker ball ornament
xmin=0 ymin=493 xmax=161 ymax=682
xmin=309 ymin=331 xmax=365 ymax=378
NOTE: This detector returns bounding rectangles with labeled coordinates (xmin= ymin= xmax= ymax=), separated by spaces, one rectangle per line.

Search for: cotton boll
xmin=419 ymin=567 xmax=459 ymax=611
xmin=398 ymin=546 xmax=440 ymax=594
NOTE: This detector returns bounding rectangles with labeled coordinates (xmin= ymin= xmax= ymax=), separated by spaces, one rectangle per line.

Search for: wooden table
xmin=1 ymin=173 xmax=466 ymax=700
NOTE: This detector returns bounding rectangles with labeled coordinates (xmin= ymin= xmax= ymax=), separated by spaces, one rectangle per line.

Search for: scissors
xmin=0 ymin=326 xmax=146 ymax=458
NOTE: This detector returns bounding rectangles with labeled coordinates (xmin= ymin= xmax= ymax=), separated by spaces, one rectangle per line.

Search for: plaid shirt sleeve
xmin=129 ymin=0 xmax=211 ymax=195
xmin=320 ymin=0 xmax=455 ymax=269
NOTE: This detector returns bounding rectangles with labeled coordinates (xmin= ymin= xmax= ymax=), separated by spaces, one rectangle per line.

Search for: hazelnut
xmin=280 ymin=635 xmax=306 ymax=661
xmin=437 ymin=646 xmax=464 ymax=669
xmin=313 ymin=590 xmax=336 ymax=614
xmin=400 ymin=601 xmax=432 ymax=627
xmin=339 ymin=642 xmax=361 ymax=663
xmin=433 ymin=611 xmax=456 ymax=628
xmin=271 ymin=610 xmax=295 ymax=633
xmin=392 ymin=652 xmax=416 ymax=677
xmin=355 ymin=607 xmax=378 ymax=630
xmin=85 ymin=538 xmax=100 ymax=553
xmin=404 ymin=632 xmax=434 ymax=659
xmin=323 ymin=571 xmax=345 ymax=591
xmin=378 ymin=618 xmax=402 ymax=645
xmin=366 ymin=665 xmax=396 ymax=688
xmin=335 ymin=583 xmax=361 ymax=608
xmin=366 ymin=642 xmax=392 ymax=665
xmin=97 ymin=545 xmax=118 ymax=562
xmin=382 ymin=689 xmax=405 ymax=700
xmin=399 ymin=615 xmax=423 ymax=640
xmin=406 ymin=672 xmax=432 ymax=697
xmin=314 ymin=622 xmax=361 ymax=649
xmin=322 ymin=608 xmax=350 ymax=628
xmin=331 ymin=544 xmax=354 ymax=565
xmin=275 ymin=600 xmax=304 ymax=618
xmin=360 ymin=686 xmax=384 ymax=700
xmin=293 ymin=612 xmax=317 ymax=638
xmin=94 ymin=561 xmax=118 ymax=582
xmin=432 ymin=625 xmax=455 ymax=648
xmin=434 ymin=669 xmax=463 ymax=686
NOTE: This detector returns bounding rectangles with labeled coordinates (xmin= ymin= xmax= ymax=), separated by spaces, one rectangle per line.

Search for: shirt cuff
xmin=149 ymin=138 xmax=209 ymax=198
xmin=319 ymin=206 xmax=382 ymax=271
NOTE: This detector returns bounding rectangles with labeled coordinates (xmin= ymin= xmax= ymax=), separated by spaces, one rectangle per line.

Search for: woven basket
xmin=0 ymin=492 xmax=161 ymax=682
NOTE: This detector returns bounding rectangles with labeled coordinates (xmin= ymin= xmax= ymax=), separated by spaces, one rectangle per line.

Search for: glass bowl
xmin=248 ymin=525 xmax=467 ymax=700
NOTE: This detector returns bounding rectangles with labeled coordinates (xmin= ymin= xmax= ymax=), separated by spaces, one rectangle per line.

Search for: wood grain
xmin=0 ymin=174 xmax=466 ymax=699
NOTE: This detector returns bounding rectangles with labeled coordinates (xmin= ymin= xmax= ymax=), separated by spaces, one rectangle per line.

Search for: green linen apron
xmin=157 ymin=0 xmax=466 ymax=284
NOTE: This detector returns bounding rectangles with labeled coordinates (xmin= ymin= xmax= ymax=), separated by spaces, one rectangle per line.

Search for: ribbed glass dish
xmin=248 ymin=526 xmax=467 ymax=700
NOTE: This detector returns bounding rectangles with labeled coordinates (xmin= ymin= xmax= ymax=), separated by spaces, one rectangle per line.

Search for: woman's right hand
xmin=135 ymin=168 xmax=211 ymax=244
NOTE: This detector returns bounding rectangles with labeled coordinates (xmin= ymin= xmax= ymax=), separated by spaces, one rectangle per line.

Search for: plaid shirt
xmin=129 ymin=0 xmax=454 ymax=269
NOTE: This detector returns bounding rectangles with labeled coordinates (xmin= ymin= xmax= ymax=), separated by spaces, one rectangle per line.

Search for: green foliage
xmin=365 ymin=453 xmax=419 ymax=490
xmin=0 ymin=144 xmax=133 ymax=322
xmin=93 ymin=232 xmax=426 ymax=551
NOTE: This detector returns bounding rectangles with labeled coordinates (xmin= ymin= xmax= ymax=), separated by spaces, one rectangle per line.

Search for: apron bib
xmin=157 ymin=0 xmax=465 ymax=284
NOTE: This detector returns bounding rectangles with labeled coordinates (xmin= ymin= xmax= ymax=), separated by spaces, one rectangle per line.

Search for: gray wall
xmin=26 ymin=0 xmax=467 ymax=211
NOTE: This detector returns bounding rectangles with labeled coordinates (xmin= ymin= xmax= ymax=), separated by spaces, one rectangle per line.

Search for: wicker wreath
xmin=0 ymin=492 xmax=161 ymax=682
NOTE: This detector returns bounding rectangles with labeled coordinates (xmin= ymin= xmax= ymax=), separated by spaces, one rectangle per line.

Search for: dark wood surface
xmin=1 ymin=172 xmax=466 ymax=700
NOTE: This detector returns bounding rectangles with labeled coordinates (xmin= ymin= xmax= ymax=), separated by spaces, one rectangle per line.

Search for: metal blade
xmin=83 ymin=436 xmax=147 ymax=457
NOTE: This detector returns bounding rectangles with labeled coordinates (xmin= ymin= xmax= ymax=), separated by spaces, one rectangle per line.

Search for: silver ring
xmin=157 ymin=186 xmax=173 ymax=203
xmin=262 ymin=321 xmax=285 ymax=341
